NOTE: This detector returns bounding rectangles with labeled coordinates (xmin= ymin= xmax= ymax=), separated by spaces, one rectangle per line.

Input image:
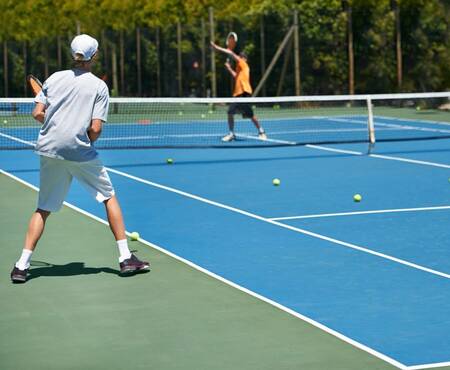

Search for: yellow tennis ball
xmin=201 ymin=114 xmax=206 ymax=118
xmin=273 ymin=178 xmax=281 ymax=186
xmin=353 ymin=194 xmax=362 ymax=202
xmin=166 ymin=158 xmax=173 ymax=164
xmin=3 ymin=119 xmax=7 ymax=124
xmin=130 ymin=232 xmax=140 ymax=241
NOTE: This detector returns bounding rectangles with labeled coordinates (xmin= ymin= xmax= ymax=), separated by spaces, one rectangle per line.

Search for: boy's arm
xmin=210 ymin=41 xmax=239 ymax=62
xmin=88 ymin=119 xmax=103 ymax=142
xmin=225 ymin=61 xmax=237 ymax=78
xmin=32 ymin=103 xmax=46 ymax=124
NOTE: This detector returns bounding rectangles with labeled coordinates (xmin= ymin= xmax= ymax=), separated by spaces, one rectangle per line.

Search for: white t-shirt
xmin=35 ymin=69 xmax=109 ymax=162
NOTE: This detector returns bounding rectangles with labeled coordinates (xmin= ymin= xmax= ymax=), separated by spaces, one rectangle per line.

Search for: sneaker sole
xmin=11 ymin=276 xmax=27 ymax=283
xmin=120 ymin=265 xmax=150 ymax=275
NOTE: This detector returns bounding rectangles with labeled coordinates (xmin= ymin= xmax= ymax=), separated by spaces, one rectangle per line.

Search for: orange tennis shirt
xmin=233 ymin=58 xmax=253 ymax=96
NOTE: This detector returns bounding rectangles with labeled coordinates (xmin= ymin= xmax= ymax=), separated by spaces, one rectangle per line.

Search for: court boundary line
xmin=269 ymin=205 xmax=450 ymax=221
xmin=409 ymin=361 xmax=450 ymax=370
xmin=0 ymin=168 xmax=409 ymax=370
xmin=101 ymin=167 xmax=450 ymax=283
xmin=306 ymin=144 xmax=450 ymax=169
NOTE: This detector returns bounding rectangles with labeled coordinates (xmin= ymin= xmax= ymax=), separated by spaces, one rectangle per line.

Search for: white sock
xmin=259 ymin=127 xmax=265 ymax=134
xmin=15 ymin=249 xmax=33 ymax=270
xmin=117 ymin=239 xmax=132 ymax=263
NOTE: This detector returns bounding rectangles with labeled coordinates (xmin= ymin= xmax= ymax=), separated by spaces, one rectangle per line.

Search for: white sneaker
xmin=222 ymin=133 xmax=236 ymax=142
xmin=258 ymin=132 xmax=267 ymax=140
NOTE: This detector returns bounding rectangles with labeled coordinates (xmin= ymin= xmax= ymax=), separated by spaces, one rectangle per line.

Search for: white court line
xmin=0 ymin=168 xmax=408 ymax=370
xmin=370 ymin=154 xmax=450 ymax=169
xmin=270 ymin=205 xmax=450 ymax=221
xmin=0 ymin=132 xmax=35 ymax=146
xmin=101 ymin=166 xmax=450 ymax=281
xmin=408 ymin=361 xmax=450 ymax=370
xmin=305 ymin=143 xmax=450 ymax=169
xmin=237 ymin=133 xmax=296 ymax=145
xmin=306 ymin=144 xmax=363 ymax=155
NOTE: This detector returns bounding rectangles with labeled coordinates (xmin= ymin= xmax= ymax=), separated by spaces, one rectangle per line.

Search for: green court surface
xmin=0 ymin=173 xmax=398 ymax=370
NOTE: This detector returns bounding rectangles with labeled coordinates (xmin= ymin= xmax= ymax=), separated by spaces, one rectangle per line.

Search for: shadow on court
xmin=27 ymin=261 xmax=138 ymax=280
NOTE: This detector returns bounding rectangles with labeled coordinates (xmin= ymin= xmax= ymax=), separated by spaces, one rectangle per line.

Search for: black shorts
xmin=227 ymin=93 xmax=254 ymax=119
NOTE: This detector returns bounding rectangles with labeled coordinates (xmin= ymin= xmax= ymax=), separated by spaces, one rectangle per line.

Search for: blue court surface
xmin=1 ymin=119 xmax=450 ymax=369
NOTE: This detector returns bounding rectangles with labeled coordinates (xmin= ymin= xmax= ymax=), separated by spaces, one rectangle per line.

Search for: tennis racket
xmin=225 ymin=32 xmax=238 ymax=63
xmin=27 ymin=74 xmax=43 ymax=96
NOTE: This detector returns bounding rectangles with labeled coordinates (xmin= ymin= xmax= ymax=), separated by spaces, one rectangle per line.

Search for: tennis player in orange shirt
xmin=210 ymin=41 xmax=266 ymax=142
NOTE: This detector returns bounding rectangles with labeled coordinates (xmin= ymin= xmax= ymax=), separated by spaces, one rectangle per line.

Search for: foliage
xmin=0 ymin=0 xmax=448 ymax=96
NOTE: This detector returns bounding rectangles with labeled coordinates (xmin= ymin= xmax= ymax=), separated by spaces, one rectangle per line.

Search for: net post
xmin=367 ymin=97 xmax=375 ymax=153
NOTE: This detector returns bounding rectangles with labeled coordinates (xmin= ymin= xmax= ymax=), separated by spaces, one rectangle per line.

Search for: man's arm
xmin=224 ymin=61 xmax=237 ymax=78
xmin=32 ymin=103 xmax=46 ymax=124
xmin=210 ymin=41 xmax=239 ymax=62
xmin=88 ymin=119 xmax=103 ymax=142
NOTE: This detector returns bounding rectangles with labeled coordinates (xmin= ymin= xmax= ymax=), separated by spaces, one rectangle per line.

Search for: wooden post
xmin=394 ymin=0 xmax=402 ymax=89
xmin=3 ymin=41 xmax=8 ymax=97
xmin=201 ymin=18 xmax=206 ymax=97
xmin=209 ymin=7 xmax=216 ymax=97
xmin=111 ymin=44 xmax=119 ymax=96
xmin=260 ymin=16 xmax=266 ymax=96
xmin=177 ymin=21 xmax=183 ymax=96
xmin=253 ymin=26 xmax=294 ymax=97
xmin=119 ymin=30 xmax=125 ymax=95
xmin=102 ymin=31 xmax=109 ymax=79
xmin=44 ymin=40 xmax=49 ymax=79
xmin=57 ymin=36 xmax=62 ymax=69
xmin=347 ymin=3 xmax=355 ymax=95
xmin=293 ymin=10 xmax=301 ymax=95
xmin=23 ymin=42 xmax=27 ymax=95
xmin=156 ymin=27 xmax=161 ymax=96
xmin=136 ymin=27 xmax=142 ymax=96
xmin=277 ymin=37 xmax=293 ymax=96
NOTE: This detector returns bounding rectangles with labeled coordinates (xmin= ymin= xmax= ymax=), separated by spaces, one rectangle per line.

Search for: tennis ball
xmin=353 ymin=194 xmax=362 ymax=202
xmin=178 ymin=111 xmax=183 ymax=116
xmin=416 ymin=106 xmax=421 ymax=111
xmin=166 ymin=158 xmax=173 ymax=164
xmin=130 ymin=231 xmax=140 ymax=241
xmin=273 ymin=178 xmax=281 ymax=186
xmin=208 ymin=110 xmax=213 ymax=114
xmin=3 ymin=119 xmax=7 ymax=124
xmin=201 ymin=114 xmax=206 ymax=118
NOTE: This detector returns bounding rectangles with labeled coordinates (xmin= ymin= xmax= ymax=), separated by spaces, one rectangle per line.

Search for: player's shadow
xmin=28 ymin=261 xmax=122 ymax=281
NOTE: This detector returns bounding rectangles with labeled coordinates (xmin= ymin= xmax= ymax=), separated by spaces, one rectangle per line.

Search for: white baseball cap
xmin=71 ymin=34 xmax=98 ymax=61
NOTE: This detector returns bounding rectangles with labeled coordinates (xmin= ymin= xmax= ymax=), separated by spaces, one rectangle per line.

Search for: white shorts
xmin=38 ymin=155 xmax=115 ymax=212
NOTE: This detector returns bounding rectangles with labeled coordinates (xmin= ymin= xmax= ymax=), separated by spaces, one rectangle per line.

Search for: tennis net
xmin=0 ymin=92 xmax=449 ymax=150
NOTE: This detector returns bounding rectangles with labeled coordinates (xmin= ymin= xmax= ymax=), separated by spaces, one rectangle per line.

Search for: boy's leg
xmin=227 ymin=113 xmax=235 ymax=133
xmin=24 ymin=209 xmax=51 ymax=251
xmin=71 ymin=159 xmax=149 ymax=273
xmin=13 ymin=209 xmax=51 ymax=276
xmin=222 ymin=113 xmax=236 ymax=142
xmin=12 ymin=157 xmax=71 ymax=283
xmin=104 ymin=196 xmax=126 ymax=241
